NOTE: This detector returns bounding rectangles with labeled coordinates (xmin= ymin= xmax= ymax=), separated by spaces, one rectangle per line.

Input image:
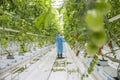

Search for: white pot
xmin=98 ymin=60 xmax=108 ymax=66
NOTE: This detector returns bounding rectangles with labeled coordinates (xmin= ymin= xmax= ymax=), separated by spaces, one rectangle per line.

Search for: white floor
xmin=11 ymin=43 xmax=110 ymax=80
xmin=18 ymin=48 xmax=57 ymax=80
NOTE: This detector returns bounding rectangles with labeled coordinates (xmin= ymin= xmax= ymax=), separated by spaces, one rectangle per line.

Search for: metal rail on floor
xmin=0 ymin=45 xmax=54 ymax=80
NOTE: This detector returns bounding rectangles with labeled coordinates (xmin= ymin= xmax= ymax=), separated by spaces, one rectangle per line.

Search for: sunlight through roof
xmin=52 ymin=0 xmax=64 ymax=8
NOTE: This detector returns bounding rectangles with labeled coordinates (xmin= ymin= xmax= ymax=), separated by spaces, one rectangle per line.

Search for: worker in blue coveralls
xmin=56 ymin=32 xmax=64 ymax=58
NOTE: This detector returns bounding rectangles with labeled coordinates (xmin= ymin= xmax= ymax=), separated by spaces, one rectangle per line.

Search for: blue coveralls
xmin=56 ymin=35 xmax=64 ymax=54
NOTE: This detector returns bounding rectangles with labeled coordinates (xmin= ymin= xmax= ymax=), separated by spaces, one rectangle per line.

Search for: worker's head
xmin=58 ymin=32 xmax=62 ymax=36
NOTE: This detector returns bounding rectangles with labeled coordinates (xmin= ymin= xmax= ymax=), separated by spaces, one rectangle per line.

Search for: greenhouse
xmin=0 ymin=0 xmax=120 ymax=80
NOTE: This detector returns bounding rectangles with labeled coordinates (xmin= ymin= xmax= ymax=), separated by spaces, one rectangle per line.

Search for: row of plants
xmin=63 ymin=0 xmax=120 ymax=79
xmin=0 ymin=0 xmax=60 ymax=57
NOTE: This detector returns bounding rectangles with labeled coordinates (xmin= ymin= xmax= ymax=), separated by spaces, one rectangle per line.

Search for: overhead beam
xmin=108 ymin=14 xmax=120 ymax=22
xmin=0 ymin=27 xmax=19 ymax=33
xmin=27 ymin=32 xmax=38 ymax=36
xmin=0 ymin=27 xmax=38 ymax=36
